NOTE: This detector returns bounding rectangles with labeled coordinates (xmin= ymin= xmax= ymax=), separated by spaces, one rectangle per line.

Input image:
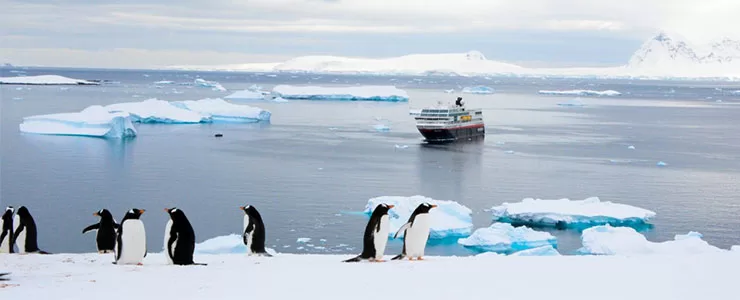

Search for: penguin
xmin=239 ymin=205 xmax=271 ymax=256
xmin=12 ymin=206 xmax=50 ymax=254
xmin=0 ymin=207 xmax=14 ymax=253
xmin=114 ymin=208 xmax=147 ymax=265
xmin=82 ymin=209 xmax=119 ymax=254
xmin=343 ymin=203 xmax=394 ymax=262
xmin=390 ymin=203 xmax=437 ymax=261
xmin=164 ymin=207 xmax=206 ymax=266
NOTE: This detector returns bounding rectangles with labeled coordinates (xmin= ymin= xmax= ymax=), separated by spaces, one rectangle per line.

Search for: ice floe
xmin=457 ymin=223 xmax=557 ymax=253
xmin=19 ymin=105 xmax=137 ymax=138
xmin=272 ymin=85 xmax=409 ymax=102
xmin=0 ymin=75 xmax=99 ymax=85
xmin=490 ymin=197 xmax=656 ymax=229
xmin=106 ymin=99 xmax=208 ymax=124
xmin=461 ymin=86 xmax=494 ymax=94
xmin=194 ymin=78 xmax=226 ymax=91
xmin=224 ymin=90 xmax=265 ymax=101
xmin=172 ymin=98 xmax=271 ymax=122
xmin=539 ymin=90 xmax=621 ymax=96
xmin=194 ymin=234 xmax=247 ymax=254
xmin=364 ymin=195 xmax=473 ymax=239
xmin=578 ymin=225 xmax=726 ymax=255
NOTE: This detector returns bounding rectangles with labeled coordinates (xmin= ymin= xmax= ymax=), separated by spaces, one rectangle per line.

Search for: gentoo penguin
xmin=343 ymin=203 xmax=394 ymax=262
xmin=239 ymin=205 xmax=271 ymax=256
xmin=0 ymin=207 xmax=14 ymax=253
xmin=114 ymin=208 xmax=147 ymax=265
xmin=164 ymin=207 xmax=205 ymax=266
xmin=12 ymin=206 xmax=50 ymax=254
xmin=82 ymin=209 xmax=119 ymax=253
xmin=390 ymin=203 xmax=437 ymax=261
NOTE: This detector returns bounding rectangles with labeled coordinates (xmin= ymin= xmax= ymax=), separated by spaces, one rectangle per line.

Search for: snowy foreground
xmin=2 ymin=252 xmax=739 ymax=300
xmin=0 ymin=75 xmax=99 ymax=85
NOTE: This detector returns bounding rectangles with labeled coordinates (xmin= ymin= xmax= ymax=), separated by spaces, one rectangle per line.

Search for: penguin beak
xmin=387 ymin=205 xmax=395 ymax=209
xmin=138 ymin=209 xmax=145 ymax=214
xmin=164 ymin=208 xmax=170 ymax=213
xmin=93 ymin=212 xmax=100 ymax=216
xmin=431 ymin=204 xmax=438 ymax=208
xmin=239 ymin=206 xmax=245 ymax=210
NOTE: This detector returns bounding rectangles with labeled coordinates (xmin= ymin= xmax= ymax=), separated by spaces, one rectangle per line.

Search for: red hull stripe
xmin=418 ymin=123 xmax=485 ymax=132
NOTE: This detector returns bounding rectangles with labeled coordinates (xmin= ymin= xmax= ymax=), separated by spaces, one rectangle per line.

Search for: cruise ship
xmin=411 ymin=97 xmax=485 ymax=143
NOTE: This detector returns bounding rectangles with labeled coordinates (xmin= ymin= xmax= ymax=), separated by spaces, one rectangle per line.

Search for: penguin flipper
xmin=393 ymin=223 xmax=411 ymax=239
xmin=82 ymin=223 xmax=99 ymax=234
xmin=390 ymin=254 xmax=404 ymax=260
xmin=343 ymin=255 xmax=363 ymax=262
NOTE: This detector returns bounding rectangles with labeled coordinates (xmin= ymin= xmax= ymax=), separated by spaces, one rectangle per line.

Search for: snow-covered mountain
xmin=169 ymin=32 xmax=740 ymax=80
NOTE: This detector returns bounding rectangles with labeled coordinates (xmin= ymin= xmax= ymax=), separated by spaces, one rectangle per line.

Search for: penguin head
xmin=16 ymin=206 xmax=30 ymax=217
xmin=164 ymin=207 xmax=186 ymax=220
xmin=1 ymin=207 xmax=12 ymax=220
xmin=5 ymin=206 xmax=13 ymax=213
xmin=374 ymin=203 xmax=395 ymax=215
xmin=124 ymin=208 xmax=145 ymax=219
xmin=414 ymin=202 xmax=437 ymax=214
xmin=93 ymin=209 xmax=113 ymax=219
xmin=239 ymin=205 xmax=252 ymax=213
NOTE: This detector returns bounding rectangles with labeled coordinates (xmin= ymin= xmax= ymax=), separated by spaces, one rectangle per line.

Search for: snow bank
xmin=364 ymin=195 xmax=473 ymax=239
xmin=194 ymin=78 xmax=226 ymax=91
xmin=539 ymin=90 xmax=621 ymax=96
xmin=491 ymin=197 xmax=655 ymax=229
xmin=2 ymin=252 xmax=737 ymax=300
xmin=457 ymin=223 xmax=556 ymax=253
xmin=224 ymin=90 xmax=265 ymax=101
xmin=19 ymin=105 xmax=137 ymax=138
xmin=578 ymin=225 xmax=726 ymax=255
xmin=461 ymin=86 xmax=494 ymax=94
xmin=510 ymin=245 xmax=561 ymax=256
xmin=172 ymin=98 xmax=271 ymax=122
xmin=0 ymin=75 xmax=99 ymax=85
xmin=272 ymin=85 xmax=409 ymax=102
xmin=106 ymin=99 xmax=208 ymax=124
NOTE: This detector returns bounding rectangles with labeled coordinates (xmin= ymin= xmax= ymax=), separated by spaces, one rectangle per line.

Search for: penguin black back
xmin=165 ymin=208 xmax=201 ymax=265
xmin=13 ymin=206 xmax=47 ymax=254
xmin=83 ymin=209 xmax=119 ymax=253
xmin=1 ymin=207 xmax=14 ymax=253
xmin=343 ymin=203 xmax=393 ymax=262
xmin=240 ymin=205 xmax=269 ymax=255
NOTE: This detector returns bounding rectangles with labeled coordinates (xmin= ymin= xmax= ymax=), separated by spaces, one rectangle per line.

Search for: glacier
xmin=457 ymin=223 xmax=557 ymax=253
xmin=461 ymin=86 xmax=494 ymax=94
xmin=106 ymin=99 xmax=208 ymax=124
xmin=539 ymin=90 xmax=621 ymax=96
xmin=272 ymin=85 xmax=409 ymax=102
xmin=363 ymin=195 xmax=473 ymax=239
xmin=577 ymin=225 xmax=727 ymax=255
xmin=19 ymin=105 xmax=137 ymax=138
xmin=0 ymin=75 xmax=99 ymax=85
xmin=490 ymin=197 xmax=656 ymax=229
xmin=172 ymin=98 xmax=271 ymax=123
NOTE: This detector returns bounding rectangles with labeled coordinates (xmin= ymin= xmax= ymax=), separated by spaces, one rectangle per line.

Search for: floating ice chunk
xmin=373 ymin=124 xmax=390 ymax=132
xmin=557 ymin=98 xmax=585 ymax=107
xmin=224 ymin=90 xmax=265 ymax=101
xmin=194 ymin=234 xmax=247 ymax=254
xmin=106 ymin=99 xmax=208 ymax=123
xmin=20 ymin=105 xmax=137 ymax=138
xmin=171 ymin=98 xmax=271 ymax=123
xmin=628 ymin=145 xmax=636 ymax=150
xmin=153 ymin=80 xmax=175 ymax=85
xmin=0 ymin=75 xmax=99 ymax=85
xmin=656 ymin=161 xmax=668 ymax=166
xmin=578 ymin=225 xmax=725 ymax=255
xmin=504 ymin=150 xmax=515 ymax=154
xmin=194 ymin=78 xmax=226 ymax=91
xmin=444 ymin=89 xmax=455 ymax=93
xmin=272 ymin=85 xmax=409 ymax=102
xmin=364 ymin=195 xmax=473 ymax=239
xmin=297 ymin=238 xmax=311 ymax=243
xmin=461 ymin=86 xmax=494 ymax=94
xmin=394 ymin=144 xmax=409 ymax=149
xmin=270 ymin=96 xmax=289 ymax=102
xmin=458 ymin=223 xmax=556 ymax=253
xmin=509 ymin=245 xmax=561 ymax=256
xmin=490 ymin=197 xmax=656 ymax=229
xmin=539 ymin=90 xmax=621 ymax=96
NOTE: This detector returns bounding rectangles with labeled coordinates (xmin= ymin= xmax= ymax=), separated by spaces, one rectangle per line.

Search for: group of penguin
xmin=0 ymin=202 xmax=439 ymax=264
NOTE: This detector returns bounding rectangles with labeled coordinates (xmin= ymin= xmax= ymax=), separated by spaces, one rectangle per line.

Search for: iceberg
xmin=578 ymin=225 xmax=726 ymax=255
xmin=19 ymin=105 xmax=137 ymax=138
xmin=457 ymin=223 xmax=557 ymax=253
xmin=0 ymin=75 xmax=99 ymax=85
xmin=539 ymin=90 xmax=621 ymax=96
xmin=194 ymin=78 xmax=226 ymax=91
xmin=106 ymin=99 xmax=208 ymax=124
xmin=224 ymin=90 xmax=266 ymax=101
xmin=490 ymin=197 xmax=656 ymax=229
xmin=172 ymin=98 xmax=271 ymax=123
xmin=509 ymin=245 xmax=561 ymax=256
xmin=461 ymin=86 xmax=494 ymax=94
xmin=272 ymin=85 xmax=409 ymax=102
xmin=364 ymin=195 xmax=473 ymax=239
xmin=194 ymin=234 xmax=247 ymax=254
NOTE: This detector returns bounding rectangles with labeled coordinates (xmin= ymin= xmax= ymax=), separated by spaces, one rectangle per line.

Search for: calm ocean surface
xmin=2 ymin=67 xmax=739 ymax=256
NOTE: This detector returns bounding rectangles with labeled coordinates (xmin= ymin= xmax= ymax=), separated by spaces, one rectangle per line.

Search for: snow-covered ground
xmin=0 ymin=75 xmax=99 ymax=85
xmin=1 ymin=252 xmax=739 ymax=299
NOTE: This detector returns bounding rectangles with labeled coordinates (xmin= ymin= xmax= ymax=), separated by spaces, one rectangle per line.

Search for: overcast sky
xmin=2 ymin=0 xmax=738 ymax=68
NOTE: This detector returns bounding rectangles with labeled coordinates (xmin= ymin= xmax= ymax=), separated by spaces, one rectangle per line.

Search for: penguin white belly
xmin=117 ymin=220 xmax=146 ymax=265
xmin=373 ymin=215 xmax=390 ymax=259
xmin=404 ymin=215 xmax=431 ymax=257
xmin=13 ymin=215 xmax=26 ymax=253
xmin=0 ymin=219 xmax=9 ymax=253
xmin=163 ymin=220 xmax=176 ymax=264
xmin=243 ymin=215 xmax=253 ymax=254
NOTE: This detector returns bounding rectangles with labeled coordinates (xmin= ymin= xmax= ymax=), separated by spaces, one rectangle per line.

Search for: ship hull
xmin=417 ymin=123 xmax=485 ymax=143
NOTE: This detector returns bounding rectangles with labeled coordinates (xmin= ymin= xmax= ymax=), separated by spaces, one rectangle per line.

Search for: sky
xmin=2 ymin=0 xmax=739 ymax=69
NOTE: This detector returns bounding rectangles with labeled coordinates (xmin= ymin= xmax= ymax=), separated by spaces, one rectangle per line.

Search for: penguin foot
xmin=417 ymin=257 xmax=424 ymax=260
xmin=374 ymin=259 xmax=386 ymax=263
xmin=137 ymin=263 xmax=143 ymax=266
xmin=408 ymin=257 xmax=415 ymax=261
